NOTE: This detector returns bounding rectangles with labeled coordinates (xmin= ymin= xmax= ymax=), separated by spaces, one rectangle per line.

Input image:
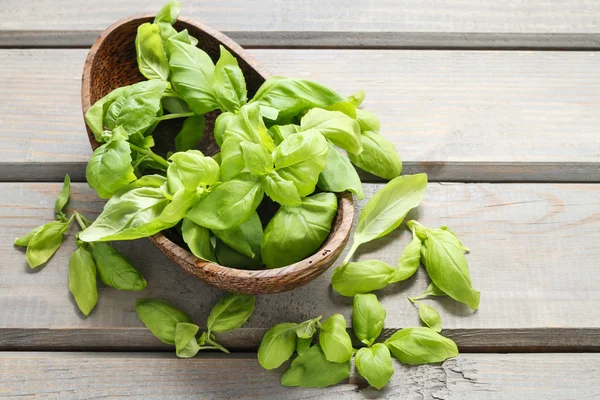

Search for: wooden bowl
xmin=81 ymin=15 xmax=354 ymax=294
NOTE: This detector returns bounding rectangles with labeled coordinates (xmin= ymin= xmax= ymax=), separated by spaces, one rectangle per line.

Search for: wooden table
xmin=1 ymin=1 xmax=599 ymax=398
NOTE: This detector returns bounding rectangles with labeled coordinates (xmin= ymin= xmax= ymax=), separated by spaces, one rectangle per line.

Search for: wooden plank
xmin=1 ymin=1 xmax=600 ymax=48
xmin=1 ymin=182 xmax=599 ymax=351
xmin=1 ymin=49 xmax=599 ymax=183
xmin=1 ymin=352 xmax=599 ymax=399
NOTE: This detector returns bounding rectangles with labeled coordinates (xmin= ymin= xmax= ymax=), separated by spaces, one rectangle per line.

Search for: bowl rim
xmin=81 ymin=13 xmax=355 ymax=283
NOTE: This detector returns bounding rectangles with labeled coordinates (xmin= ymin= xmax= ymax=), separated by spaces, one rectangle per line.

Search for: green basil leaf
xmin=25 ymin=219 xmax=71 ymax=268
xmin=346 ymin=90 xmax=365 ymax=107
xmin=212 ymin=212 xmax=262 ymax=258
xmin=92 ymin=242 xmax=147 ymax=290
xmin=85 ymin=86 xmax=128 ymax=142
xmin=296 ymin=316 xmax=322 ymax=339
xmin=273 ymin=129 xmax=329 ymax=197
xmin=355 ymin=344 xmax=394 ymax=390
xmin=158 ymin=188 xmax=200 ymax=224
xmin=296 ymin=336 xmax=311 ymax=356
xmin=136 ymin=298 xmax=194 ymax=345
xmin=213 ymin=45 xmax=247 ymax=113
xmin=215 ymin=238 xmax=263 ymax=269
xmin=281 ymin=344 xmax=351 ymax=388
xmin=300 ymin=108 xmax=362 ymax=154
xmin=240 ymin=141 xmax=273 ymax=176
xmin=353 ymin=293 xmax=386 ymax=346
xmin=162 ymin=96 xmax=190 ymax=114
xmin=175 ymin=116 xmax=205 ymax=152
xmin=154 ymin=0 xmax=180 ymax=24
xmin=258 ymin=322 xmax=298 ymax=370
xmin=317 ymin=142 xmax=364 ymax=199
xmin=167 ymin=150 xmax=220 ymax=192
xmin=416 ymin=302 xmax=442 ymax=332
xmin=441 ymin=226 xmax=471 ymax=253
xmin=270 ymin=124 xmax=300 ymax=145
xmin=187 ymin=172 xmax=264 ymax=230
xmin=68 ymin=246 xmax=98 ymax=316
xmin=260 ymin=171 xmax=302 ymax=207
xmin=318 ymin=314 xmax=353 ymax=363
xmin=261 ymin=192 xmax=337 ymax=269
xmin=422 ymin=282 xmax=447 ymax=297
xmin=54 ymin=174 xmax=70 ymax=221
xmin=214 ymin=111 xmax=235 ymax=147
xmin=389 ymin=228 xmax=422 ymax=283
xmin=168 ymin=39 xmax=219 ymax=115
xmin=166 ymin=28 xmax=198 ymax=50
xmin=331 ymin=260 xmax=395 ymax=297
xmin=259 ymin=105 xmax=280 ymax=121
xmin=14 ymin=225 xmax=44 ymax=247
xmin=325 ymin=100 xmax=357 ymax=118
xmin=181 ymin=217 xmax=216 ymax=262
xmin=135 ymin=23 xmax=169 ymax=81
xmin=175 ymin=322 xmax=201 ymax=358
xmin=348 ymin=131 xmax=402 ymax=180
xmin=207 ymin=293 xmax=255 ymax=333
xmin=355 ymin=109 xmax=380 ymax=132
xmin=384 ymin=327 xmax=458 ymax=365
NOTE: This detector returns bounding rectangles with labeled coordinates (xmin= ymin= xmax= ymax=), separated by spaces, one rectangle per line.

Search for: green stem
xmin=342 ymin=242 xmax=360 ymax=265
xmin=205 ymin=338 xmax=230 ymax=354
xmin=154 ymin=112 xmax=195 ymax=122
xmin=129 ymin=144 xmax=169 ymax=169
xmin=74 ymin=212 xmax=88 ymax=231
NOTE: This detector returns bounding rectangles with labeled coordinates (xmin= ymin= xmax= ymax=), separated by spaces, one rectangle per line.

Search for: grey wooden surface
xmin=2 ymin=49 xmax=599 ymax=182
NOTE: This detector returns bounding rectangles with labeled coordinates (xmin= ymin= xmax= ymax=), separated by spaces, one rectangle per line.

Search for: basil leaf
xmin=325 ymin=101 xmax=357 ymax=118
xmin=346 ymin=174 xmax=428 ymax=262
xmin=136 ymin=298 xmax=194 ymax=345
xmin=167 ymin=150 xmax=220 ymax=192
xmin=212 ymin=212 xmax=262 ymax=258
xmin=25 ymin=219 xmax=71 ymax=268
xmin=258 ymin=322 xmax=298 ymax=370
xmin=318 ymin=314 xmax=353 ymax=363
xmin=215 ymin=238 xmax=263 ymax=269
xmin=54 ymin=174 xmax=70 ymax=221
xmin=162 ymin=96 xmax=190 ymax=114
xmin=213 ymin=45 xmax=247 ymax=113
xmin=296 ymin=316 xmax=322 ymax=339
xmin=296 ymin=336 xmax=311 ymax=356
xmin=14 ymin=225 xmax=44 ymax=247
xmin=355 ymin=344 xmax=394 ymax=390
xmin=175 ymin=116 xmax=205 ymax=152
xmin=416 ymin=302 xmax=442 ymax=332
xmin=135 ymin=23 xmax=169 ymax=81
xmin=389 ymin=228 xmax=421 ymax=283
xmin=300 ymin=108 xmax=362 ymax=154
xmin=281 ymin=344 xmax=350 ymax=388
xmin=259 ymin=105 xmax=280 ymax=121
xmin=317 ymin=142 xmax=364 ymax=199
xmin=422 ymin=282 xmax=447 ymax=297
xmin=441 ymin=226 xmax=470 ymax=253
xmin=158 ymin=188 xmax=200 ymax=225
xmin=207 ymin=293 xmax=255 ymax=333
xmin=261 ymin=171 xmax=302 ymax=207
xmin=348 ymin=130 xmax=402 ymax=180
xmin=353 ymin=294 xmax=386 ymax=346
xmin=261 ymin=192 xmax=337 ymax=269
xmin=355 ymin=109 xmax=380 ymax=132
xmin=240 ymin=141 xmax=273 ymax=176
xmin=166 ymin=28 xmax=198 ymax=49
xmin=154 ymin=0 xmax=180 ymax=24
xmin=270 ymin=124 xmax=300 ymax=145
xmin=214 ymin=111 xmax=235 ymax=147
xmin=331 ymin=260 xmax=395 ymax=297
xmin=85 ymin=86 xmax=128 ymax=142
xmin=251 ymin=77 xmax=344 ymax=124
xmin=92 ymin=242 xmax=147 ymax=290
xmin=384 ymin=327 xmax=458 ymax=365
xmin=175 ymin=322 xmax=201 ymax=358
xmin=181 ymin=217 xmax=216 ymax=262
xmin=273 ymin=129 xmax=329 ymax=197
xmin=168 ymin=39 xmax=219 ymax=115
xmin=68 ymin=246 xmax=98 ymax=316
xmin=187 ymin=172 xmax=264 ymax=230
xmin=346 ymin=90 xmax=365 ymax=107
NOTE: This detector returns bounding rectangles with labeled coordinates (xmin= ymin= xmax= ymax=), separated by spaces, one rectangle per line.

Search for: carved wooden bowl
xmin=81 ymin=15 xmax=354 ymax=294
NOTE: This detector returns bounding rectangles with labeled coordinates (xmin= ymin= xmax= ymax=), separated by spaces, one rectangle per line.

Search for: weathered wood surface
xmin=2 ymin=1 xmax=600 ymax=48
xmin=2 ymin=182 xmax=599 ymax=351
xmin=1 ymin=49 xmax=599 ymax=182
xmin=1 ymin=352 xmax=599 ymax=399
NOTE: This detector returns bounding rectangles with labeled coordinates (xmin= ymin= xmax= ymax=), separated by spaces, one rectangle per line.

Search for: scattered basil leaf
xmin=317 ymin=142 xmax=364 ymax=199
xmin=175 ymin=116 xmax=205 ymax=152
xmin=68 ymin=245 xmax=98 ymax=316
xmin=92 ymin=242 xmax=147 ymax=290
xmin=14 ymin=225 xmax=43 ymax=247
xmin=348 ymin=130 xmax=402 ymax=180
xmin=213 ymin=45 xmax=247 ymax=113
xmin=181 ymin=217 xmax=216 ymax=262
xmin=25 ymin=219 xmax=72 ymax=268
xmin=353 ymin=293 xmax=386 ymax=346
xmin=206 ymin=292 xmax=255 ymax=333
xmin=416 ymin=302 xmax=442 ymax=332
xmin=318 ymin=314 xmax=353 ymax=363
xmin=258 ymin=322 xmax=299 ymax=370
xmin=136 ymin=298 xmax=194 ymax=345
xmin=389 ymin=228 xmax=421 ymax=283
xmin=135 ymin=22 xmax=170 ymax=81
xmin=260 ymin=171 xmax=302 ymax=207
xmin=355 ymin=343 xmax=394 ymax=390
xmin=296 ymin=316 xmax=322 ymax=339
xmin=384 ymin=327 xmax=458 ymax=365
xmin=300 ymin=108 xmax=362 ymax=154
xmin=212 ymin=212 xmax=262 ymax=258
xmin=54 ymin=174 xmax=71 ymax=221
xmin=175 ymin=322 xmax=201 ymax=358
xmin=331 ymin=260 xmax=395 ymax=297
xmin=213 ymin=111 xmax=235 ymax=147
xmin=281 ymin=344 xmax=351 ymax=388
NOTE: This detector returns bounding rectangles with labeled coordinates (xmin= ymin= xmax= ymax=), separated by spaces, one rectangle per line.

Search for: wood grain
xmin=2 ymin=182 xmax=599 ymax=350
xmin=1 ymin=49 xmax=599 ymax=182
xmin=1 ymin=0 xmax=600 ymax=48
xmin=1 ymin=352 xmax=599 ymax=399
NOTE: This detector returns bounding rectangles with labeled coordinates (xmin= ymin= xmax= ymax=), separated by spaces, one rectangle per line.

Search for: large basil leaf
xmin=389 ymin=228 xmax=422 ymax=283
xmin=167 ymin=150 xmax=220 ymax=193
xmin=240 ymin=141 xmax=273 ymax=176
xmin=68 ymin=246 xmax=98 ymax=316
xmin=187 ymin=173 xmax=264 ymax=230
xmin=273 ymin=129 xmax=328 ymax=197
xmin=91 ymin=242 xmax=147 ymax=290
xmin=384 ymin=327 xmax=458 ymax=365
xmin=261 ymin=192 xmax=337 ymax=269
xmin=212 ymin=211 xmax=262 ymax=258
xmin=260 ymin=171 xmax=302 ymax=207
xmin=281 ymin=344 xmax=351 ymax=388
xmin=355 ymin=344 xmax=394 ymax=390
xmin=54 ymin=174 xmax=71 ymax=221
xmin=353 ymin=294 xmax=386 ymax=346
xmin=348 ymin=130 xmax=402 ymax=180
xmin=168 ymin=39 xmax=219 ymax=115
xmin=318 ymin=314 xmax=353 ymax=363
xmin=85 ymin=86 xmax=127 ymax=142
xmin=175 ymin=116 xmax=205 ymax=152
xmin=213 ymin=111 xmax=235 ymax=147
xmin=206 ymin=293 xmax=255 ymax=333
xmin=331 ymin=260 xmax=395 ymax=297
xmin=175 ymin=322 xmax=201 ymax=358
xmin=317 ymin=142 xmax=364 ymax=199
xmin=300 ymin=108 xmax=362 ymax=154
xmin=258 ymin=322 xmax=298 ymax=370
xmin=136 ymin=298 xmax=194 ymax=345
xmin=416 ymin=302 xmax=442 ymax=332
xmin=135 ymin=23 xmax=169 ymax=81
xmin=25 ymin=219 xmax=71 ymax=268
xmin=181 ymin=217 xmax=216 ymax=262
xmin=213 ymin=45 xmax=247 ymax=113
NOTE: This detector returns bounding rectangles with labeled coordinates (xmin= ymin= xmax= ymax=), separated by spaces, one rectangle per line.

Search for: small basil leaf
xmin=54 ymin=174 xmax=70 ymax=221
xmin=154 ymin=0 xmax=180 ymax=24
xmin=384 ymin=327 xmax=458 ymax=365
xmin=441 ymin=226 xmax=471 ymax=253
xmin=214 ymin=111 xmax=235 ymax=147
xmin=281 ymin=344 xmax=351 ymax=388
xmin=136 ymin=298 xmax=194 ymax=345
xmin=91 ymin=242 xmax=146 ymax=290
xmin=240 ymin=141 xmax=273 ymax=176
xmin=135 ymin=23 xmax=169 ymax=81
xmin=300 ymin=108 xmax=362 ymax=154
xmin=422 ymin=282 xmax=447 ymax=297
xmin=206 ymin=293 xmax=255 ymax=333
xmin=324 ymin=100 xmax=357 ymax=118
xmin=213 ymin=45 xmax=247 ymax=113
xmin=296 ymin=336 xmax=311 ymax=356
xmin=175 ymin=116 xmax=205 ymax=152
xmin=215 ymin=238 xmax=263 ymax=270
xmin=14 ymin=225 xmax=44 ymax=247
xmin=68 ymin=246 xmax=98 ymax=316
xmin=389 ymin=228 xmax=422 ymax=283
xmin=331 ymin=260 xmax=395 ymax=297
xmin=416 ymin=302 xmax=442 ymax=332
xmin=25 ymin=219 xmax=71 ymax=268
xmin=346 ymin=90 xmax=365 ymax=107
xmin=167 ymin=150 xmax=220 ymax=192
xmin=175 ymin=322 xmax=201 ymax=358
xmin=270 ymin=124 xmax=300 ymax=145
xmin=181 ymin=217 xmax=216 ymax=262
xmin=355 ymin=343 xmax=394 ymax=390
xmin=317 ymin=142 xmax=364 ymax=199
xmin=353 ymin=294 xmax=386 ymax=346
xmin=348 ymin=130 xmax=402 ymax=180
xmin=261 ymin=171 xmax=302 ymax=207
xmin=355 ymin=109 xmax=380 ymax=132
xmin=162 ymin=96 xmax=190 ymax=114
xmin=318 ymin=314 xmax=353 ymax=363
xmin=258 ymin=322 xmax=298 ymax=370
xmin=85 ymin=86 xmax=128 ymax=142
xmin=212 ymin=212 xmax=262 ymax=258
xmin=296 ymin=316 xmax=322 ymax=339
xmin=158 ymin=188 xmax=200 ymax=225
